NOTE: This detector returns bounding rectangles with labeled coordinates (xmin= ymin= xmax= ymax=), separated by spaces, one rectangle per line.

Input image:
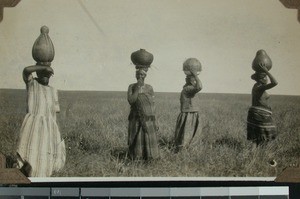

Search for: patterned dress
xmin=17 ymin=76 xmax=66 ymax=177
xmin=247 ymin=84 xmax=277 ymax=145
xmin=127 ymin=84 xmax=159 ymax=160
xmin=174 ymin=84 xmax=200 ymax=151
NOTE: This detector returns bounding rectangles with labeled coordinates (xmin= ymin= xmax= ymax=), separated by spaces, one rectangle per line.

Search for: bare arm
xmin=191 ymin=69 xmax=203 ymax=93
xmin=257 ymin=63 xmax=278 ymax=90
xmin=23 ymin=65 xmax=53 ymax=83
xmin=127 ymin=84 xmax=140 ymax=105
xmin=127 ymin=77 xmax=144 ymax=105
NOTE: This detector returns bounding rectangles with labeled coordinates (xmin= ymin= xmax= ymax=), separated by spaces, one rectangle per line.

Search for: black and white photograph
xmin=0 ymin=0 xmax=299 ymax=180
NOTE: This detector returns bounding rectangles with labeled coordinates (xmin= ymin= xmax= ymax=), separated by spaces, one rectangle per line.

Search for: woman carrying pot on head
xmin=16 ymin=26 xmax=66 ymax=177
xmin=174 ymin=58 xmax=203 ymax=152
xmin=247 ymin=49 xmax=278 ymax=146
xmin=127 ymin=49 xmax=159 ymax=160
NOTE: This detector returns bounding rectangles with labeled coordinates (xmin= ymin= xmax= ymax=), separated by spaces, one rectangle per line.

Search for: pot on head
xmin=131 ymin=49 xmax=154 ymax=69
xmin=32 ymin=26 xmax=55 ymax=66
xmin=252 ymin=49 xmax=272 ymax=72
xmin=183 ymin=58 xmax=202 ymax=75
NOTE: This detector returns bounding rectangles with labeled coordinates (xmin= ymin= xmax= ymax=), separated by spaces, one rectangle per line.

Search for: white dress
xmin=17 ymin=76 xmax=66 ymax=177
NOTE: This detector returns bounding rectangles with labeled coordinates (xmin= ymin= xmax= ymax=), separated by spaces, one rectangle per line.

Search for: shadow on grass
xmin=110 ymin=146 xmax=168 ymax=167
xmin=110 ymin=146 xmax=128 ymax=161
xmin=4 ymin=154 xmax=17 ymax=168
xmin=158 ymin=136 xmax=176 ymax=151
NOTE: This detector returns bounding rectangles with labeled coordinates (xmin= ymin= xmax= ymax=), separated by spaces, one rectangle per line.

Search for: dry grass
xmin=0 ymin=89 xmax=299 ymax=177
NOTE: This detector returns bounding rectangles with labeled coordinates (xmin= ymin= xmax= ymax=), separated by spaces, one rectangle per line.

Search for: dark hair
xmin=36 ymin=70 xmax=52 ymax=78
xmin=251 ymin=72 xmax=266 ymax=81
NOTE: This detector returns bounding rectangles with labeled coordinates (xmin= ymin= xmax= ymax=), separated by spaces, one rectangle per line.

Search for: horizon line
xmin=1 ymin=88 xmax=299 ymax=97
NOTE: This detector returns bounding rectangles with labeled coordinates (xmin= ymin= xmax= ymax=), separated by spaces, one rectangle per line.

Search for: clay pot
xmin=131 ymin=49 xmax=153 ymax=68
xmin=32 ymin=26 xmax=55 ymax=66
xmin=252 ymin=49 xmax=272 ymax=72
xmin=183 ymin=58 xmax=202 ymax=75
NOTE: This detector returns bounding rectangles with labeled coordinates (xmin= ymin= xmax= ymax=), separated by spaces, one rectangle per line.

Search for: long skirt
xmin=17 ymin=113 xmax=66 ymax=177
xmin=174 ymin=112 xmax=199 ymax=151
xmin=247 ymin=106 xmax=277 ymax=145
xmin=128 ymin=116 xmax=159 ymax=160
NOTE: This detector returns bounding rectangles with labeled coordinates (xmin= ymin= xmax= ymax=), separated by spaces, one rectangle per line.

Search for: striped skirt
xmin=128 ymin=115 xmax=159 ymax=160
xmin=174 ymin=112 xmax=199 ymax=151
xmin=247 ymin=106 xmax=277 ymax=144
xmin=16 ymin=113 xmax=66 ymax=177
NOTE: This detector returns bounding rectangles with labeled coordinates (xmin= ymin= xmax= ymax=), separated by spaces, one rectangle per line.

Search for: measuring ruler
xmin=0 ymin=186 xmax=289 ymax=198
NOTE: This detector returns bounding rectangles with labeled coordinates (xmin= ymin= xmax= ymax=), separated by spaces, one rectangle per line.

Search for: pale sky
xmin=0 ymin=0 xmax=299 ymax=95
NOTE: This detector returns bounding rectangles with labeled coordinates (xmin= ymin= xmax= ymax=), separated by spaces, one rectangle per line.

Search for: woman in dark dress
xmin=127 ymin=49 xmax=159 ymax=160
xmin=247 ymin=51 xmax=278 ymax=145
xmin=174 ymin=58 xmax=202 ymax=152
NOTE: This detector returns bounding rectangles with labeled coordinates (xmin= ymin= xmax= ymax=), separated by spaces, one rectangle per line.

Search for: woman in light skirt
xmin=16 ymin=26 xmax=66 ymax=177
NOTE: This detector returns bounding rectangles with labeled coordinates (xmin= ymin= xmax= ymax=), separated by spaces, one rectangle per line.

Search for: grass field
xmin=0 ymin=89 xmax=299 ymax=177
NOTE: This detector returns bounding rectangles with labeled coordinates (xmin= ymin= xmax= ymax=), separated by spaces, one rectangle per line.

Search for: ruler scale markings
xmin=51 ymin=188 xmax=79 ymax=197
xmin=230 ymin=196 xmax=258 ymax=199
xmin=259 ymin=186 xmax=289 ymax=196
xmin=259 ymin=196 xmax=288 ymax=199
xmin=81 ymin=188 xmax=110 ymax=198
xmin=140 ymin=188 xmax=170 ymax=197
xmin=0 ymin=186 xmax=290 ymax=198
xmin=170 ymin=187 xmax=200 ymax=197
xmin=110 ymin=197 xmax=140 ymax=199
xmin=171 ymin=197 xmax=200 ymax=199
xmin=229 ymin=187 xmax=259 ymax=196
xmin=110 ymin=188 xmax=140 ymax=197
xmin=200 ymin=187 xmax=230 ymax=197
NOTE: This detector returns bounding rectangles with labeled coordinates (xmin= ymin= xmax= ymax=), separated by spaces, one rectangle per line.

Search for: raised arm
xmin=257 ymin=63 xmax=278 ymax=90
xmin=23 ymin=65 xmax=53 ymax=83
xmin=127 ymin=84 xmax=139 ymax=105
xmin=189 ymin=69 xmax=203 ymax=93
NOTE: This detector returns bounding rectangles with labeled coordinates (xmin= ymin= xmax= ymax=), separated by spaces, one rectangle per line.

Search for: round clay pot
xmin=32 ymin=26 xmax=55 ymax=66
xmin=252 ymin=49 xmax=272 ymax=72
xmin=183 ymin=58 xmax=202 ymax=75
xmin=131 ymin=49 xmax=153 ymax=67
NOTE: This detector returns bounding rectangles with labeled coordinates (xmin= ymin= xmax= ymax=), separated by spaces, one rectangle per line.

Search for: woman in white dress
xmin=16 ymin=26 xmax=66 ymax=177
